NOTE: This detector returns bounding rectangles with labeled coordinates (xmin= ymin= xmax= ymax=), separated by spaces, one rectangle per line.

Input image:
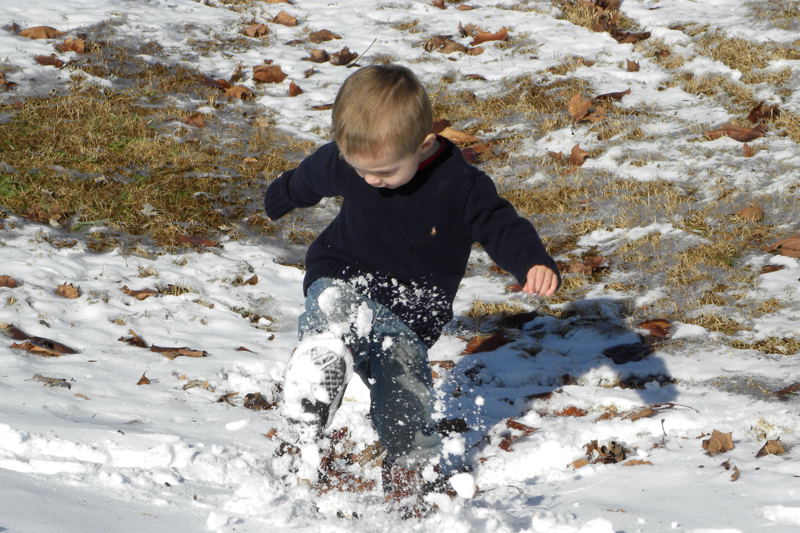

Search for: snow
xmin=2 ymin=0 xmax=800 ymax=531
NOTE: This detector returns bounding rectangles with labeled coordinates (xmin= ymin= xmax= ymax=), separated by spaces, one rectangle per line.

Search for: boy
xmin=264 ymin=64 xmax=559 ymax=514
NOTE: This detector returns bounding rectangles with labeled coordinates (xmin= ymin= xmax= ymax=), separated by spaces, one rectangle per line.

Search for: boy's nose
xmin=364 ymin=175 xmax=383 ymax=187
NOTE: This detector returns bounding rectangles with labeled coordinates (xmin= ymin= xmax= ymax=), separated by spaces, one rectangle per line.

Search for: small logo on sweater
xmin=430 ymin=226 xmax=437 ymax=237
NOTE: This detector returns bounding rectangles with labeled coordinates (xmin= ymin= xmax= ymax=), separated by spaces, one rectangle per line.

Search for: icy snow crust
xmin=1 ymin=0 xmax=800 ymax=532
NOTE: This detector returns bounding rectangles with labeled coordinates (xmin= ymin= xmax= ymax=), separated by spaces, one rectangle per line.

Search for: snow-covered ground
xmin=1 ymin=1 xmax=799 ymax=531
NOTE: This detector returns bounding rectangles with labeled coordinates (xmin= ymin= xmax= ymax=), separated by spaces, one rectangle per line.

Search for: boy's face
xmin=342 ymin=134 xmax=438 ymax=189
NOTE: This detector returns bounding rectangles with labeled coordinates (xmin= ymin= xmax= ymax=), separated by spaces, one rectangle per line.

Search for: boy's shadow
xmin=436 ymin=297 xmax=677 ymax=464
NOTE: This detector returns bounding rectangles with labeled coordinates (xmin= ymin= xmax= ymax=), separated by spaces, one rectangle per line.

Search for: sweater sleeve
xmin=465 ymin=172 xmax=561 ymax=287
xmin=264 ymin=142 xmax=341 ymax=221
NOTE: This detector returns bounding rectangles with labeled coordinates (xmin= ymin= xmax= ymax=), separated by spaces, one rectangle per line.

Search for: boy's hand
xmin=522 ymin=265 xmax=559 ymax=296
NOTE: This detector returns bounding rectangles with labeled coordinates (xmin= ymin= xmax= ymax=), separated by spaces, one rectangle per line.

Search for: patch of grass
xmin=464 ymin=301 xmax=527 ymax=320
xmin=686 ymin=313 xmax=743 ymax=335
xmin=157 ymin=284 xmax=196 ymax=296
xmin=696 ymin=31 xmax=800 ymax=73
xmin=748 ymin=1 xmax=800 ymax=30
xmin=676 ymin=73 xmax=756 ymax=111
xmin=391 ymin=20 xmax=421 ymax=33
xmin=741 ymin=67 xmax=793 ymax=86
xmin=729 ymin=337 xmax=800 ymax=355
xmin=775 ymin=110 xmax=800 ymax=143
xmin=754 ymin=298 xmax=783 ymax=315
xmin=0 ymin=175 xmax=22 ymax=198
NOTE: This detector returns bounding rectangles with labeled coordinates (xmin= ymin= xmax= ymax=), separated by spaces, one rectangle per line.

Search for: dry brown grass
xmin=729 ymin=337 xmax=800 ymax=355
xmin=464 ymin=300 xmax=527 ymax=320
xmin=774 ymin=110 xmax=800 ymax=143
xmin=741 ymin=67 xmax=793 ymax=86
xmin=673 ymin=73 xmax=756 ymax=111
xmin=748 ymin=1 xmax=800 ymax=30
xmin=696 ymin=31 xmax=800 ymax=73
xmin=685 ymin=313 xmax=743 ymax=335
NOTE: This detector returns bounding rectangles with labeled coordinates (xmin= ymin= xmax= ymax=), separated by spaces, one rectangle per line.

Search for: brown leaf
xmin=55 ymin=283 xmax=80 ymax=298
xmin=458 ymin=4 xmax=477 ymax=10
xmin=150 ymin=345 xmax=209 ymax=359
xmin=548 ymin=151 xmax=564 ymax=161
xmin=178 ymin=234 xmax=219 ymax=247
xmin=623 ymin=459 xmax=653 ymax=466
xmin=303 ymin=48 xmax=329 ymax=63
xmin=705 ymin=123 xmax=766 ymax=142
xmin=568 ymin=144 xmax=589 ymax=166
xmin=329 ymin=47 xmax=357 ymax=66
xmin=243 ymin=392 xmax=277 ymax=410
xmin=637 ymin=319 xmax=672 ymax=338
xmin=572 ymin=458 xmax=590 ymax=469
xmin=236 ymin=346 xmax=255 ymax=352
xmin=0 ymin=72 xmax=18 ymax=90
xmin=764 ymin=236 xmax=800 ymax=258
xmin=430 ymin=360 xmax=456 ymax=370
xmin=308 ymin=29 xmax=341 ymax=43
xmin=760 ymin=265 xmax=784 ymax=274
xmin=462 ymin=333 xmax=511 ymax=354
xmin=273 ymin=11 xmax=298 ymax=26
xmin=312 ymin=103 xmax=333 ymax=111
xmin=584 ymin=106 xmax=607 ymax=122
xmin=756 ymin=439 xmax=785 ymax=458
xmin=119 ymin=329 xmax=148 ymax=348
xmin=626 ymin=59 xmax=640 ymax=72
xmin=217 ymin=392 xmax=238 ymax=405
xmin=303 ymin=67 xmax=318 ymax=78
xmin=466 ymin=46 xmax=485 ymax=56
xmin=121 ymin=285 xmax=157 ymax=300
xmin=733 ymin=205 xmax=763 ymax=222
xmin=432 ymin=0 xmax=446 ymax=8
xmin=567 ymin=94 xmax=592 ymax=121
xmin=742 ymin=143 xmax=755 ymax=157
xmin=462 ymin=141 xmax=497 ymax=164
xmin=35 ymin=54 xmax=65 ymax=68
xmin=203 ymin=77 xmax=230 ymax=90
xmin=748 ymin=102 xmax=780 ymax=123
xmin=622 ymin=406 xmax=657 ymax=421
xmin=11 ymin=336 xmax=78 ymax=356
xmin=253 ymin=64 xmax=288 ymax=83
xmin=32 ymin=374 xmax=71 ymax=389
xmin=507 ymin=419 xmax=538 ymax=435
xmin=3 ymin=325 xmax=30 ymax=341
xmin=439 ymin=126 xmax=479 ymax=145
xmin=431 ymin=118 xmax=451 ymax=134
xmin=775 ymin=383 xmax=800 ymax=399
xmin=730 ymin=465 xmax=740 ymax=481
xmin=243 ymin=23 xmax=269 ymax=37
xmin=288 ymin=81 xmax=303 ymax=96
xmin=137 ymin=372 xmax=151 ymax=385
xmin=20 ymin=26 xmax=65 ymax=39
xmin=183 ymin=112 xmax=207 ymax=128
xmin=702 ymin=429 xmax=735 ymax=455
xmin=56 ymin=38 xmax=86 ymax=54
xmin=470 ymin=27 xmax=508 ymax=46
xmin=555 ymin=406 xmax=587 ymax=417
xmin=611 ymin=30 xmax=650 ymax=43
xmin=594 ymin=88 xmax=631 ymax=101
xmin=464 ymin=73 xmax=487 ymax=81
xmin=225 ymin=85 xmax=254 ymax=100
xmin=0 ymin=275 xmax=19 ymax=288
xmin=424 ymin=35 xmax=467 ymax=54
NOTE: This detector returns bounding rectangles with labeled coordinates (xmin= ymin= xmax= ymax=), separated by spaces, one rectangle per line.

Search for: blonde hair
xmin=332 ymin=64 xmax=432 ymax=158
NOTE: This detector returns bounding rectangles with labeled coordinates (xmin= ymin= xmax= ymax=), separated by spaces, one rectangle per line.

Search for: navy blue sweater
xmin=264 ymin=137 xmax=559 ymax=347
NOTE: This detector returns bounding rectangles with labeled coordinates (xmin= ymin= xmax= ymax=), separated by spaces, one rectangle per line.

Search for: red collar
xmin=417 ymin=137 xmax=446 ymax=170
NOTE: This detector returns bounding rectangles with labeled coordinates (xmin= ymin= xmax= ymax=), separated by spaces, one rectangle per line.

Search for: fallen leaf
xmin=764 ymin=236 xmax=800 ymax=258
xmin=203 ymin=77 xmax=230 ymax=90
xmin=748 ymin=102 xmax=780 ymax=123
xmin=183 ymin=112 xmax=207 ymax=128
xmin=572 ymin=458 xmax=590 ymax=469
xmin=265 ymin=427 xmax=279 ymax=439
xmin=611 ymin=30 xmax=650 ymax=43
xmin=303 ymin=48 xmax=329 ymax=63
xmin=702 ymin=429 xmax=735 ymax=455
xmin=56 ymin=283 xmax=80 ymax=298
xmin=137 ymin=372 xmax=151 ymax=385
xmin=2 ymin=325 xmax=28 ymax=341
xmin=466 ymin=46 xmax=484 ymax=56
xmin=730 ymin=465 xmax=741 ymax=481
xmin=760 ymin=265 xmax=784 ymax=274
xmin=312 ymin=103 xmax=333 ymax=111
xmin=458 ymin=4 xmax=477 ymax=10
xmin=0 ymin=72 xmax=18 ymax=90
xmin=12 ymin=336 xmax=78 ymax=357
xmin=470 ymin=27 xmax=508 ymax=46
xmin=56 ymin=38 xmax=86 ymax=54
xmin=225 ymin=85 xmax=254 ymax=100
xmin=178 ymin=234 xmax=219 ymax=247
xmin=775 ymin=382 xmax=800 ymax=399
xmin=243 ymin=23 xmax=269 ymax=38
xmin=243 ymin=392 xmax=277 ymax=410
xmin=308 ymin=29 xmax=341 ymax=43
xmin=567 ymin=94 xmax=592 ymax=121
xmin=637 ymin=319 xmax=672 ymax=338
xmin=150 ymin=346 xmax=209 ymax=359
xmin=555 ymin=406 xmax=587 ymax=417
xmin=462 ymin=141 xmax=497 ymax=164
xmin=568 ymin=144 xmax=589 ymax=166
xmin=439 ymin=126 xmax=479 ymax=144
xmin=303 ymin=67 xmax=318 ymax=78
xmin=705 ymin=123 xmax=766 ymax=142
xmin=432 ymin=0 xmax=446 ymax=8
xmin=20 ymin=26 xmax=65 ymax=39
xmin=32 ymin=373 xmax=71 ymax=389
xmin=119 ymin=329 xmax=148 ymax=348
xmin=594 ymin=88 xmax=631 ymax=101
xmin=623 ymin=459 xmax=653 ymax=466
xmin=273 ymin=11 xmax=297 ymax=26
xmin=183 ymin=379 xmax=213 ymax=391
xmin=34 ymin=54 xmax=65 ymax=68
xmin=756 ymin=439 xmax=785 ymax=458
xmin=742 ymin=143 xmax=755 ymax=157
xmin=584 ymin=106 xmax=607 ymax=122
xmin=329 ymin=47 xmax=357 ymax=66
xmin=733 ymin=205 xmax=764 ymax=222
xmin=463 ymin=73 xmax=486 ymax=80
xmin=424 ymin=35 xmax=467 ymax=54
xmin=253 ymin=64 xmax=288 ymax=83
xmin=507 ymin=419 xmax=537 ymax=435
xmin=217 ymin=392 xmax=238 ymax=405
xmin=430 ymin=360 xmax=456 ymax=370
xmin=462 ymin=333 xmax=511 ymax=354
xmin=233 ymin=274 xmax=259 ymax=286
xmin=288 ymin=80 xmax=303 ymax=96
xmin=0 ymin=275 xmax=19 ymax=288
xmin=626 ymin=59 xmax=640 ymax=72
xmin=236 ymin=346 xmax=255 ymax=352
xmin=121 ymin=285 xmax=157 ymax=300
xmin=74 ymin=393 xmax=90 ymax=400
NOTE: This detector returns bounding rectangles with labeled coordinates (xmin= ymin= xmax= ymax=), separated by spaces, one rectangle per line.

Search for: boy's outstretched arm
xmin=522 ymin=264 xmax=559 ymax=296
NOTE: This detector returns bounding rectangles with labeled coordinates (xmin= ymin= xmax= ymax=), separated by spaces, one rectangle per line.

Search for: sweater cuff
xmin=264 ymin=174 xmax=295 ymax=220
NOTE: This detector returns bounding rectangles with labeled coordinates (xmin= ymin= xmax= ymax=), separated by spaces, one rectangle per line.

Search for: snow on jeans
xmin=298 ymin=277 xmax=442 ymax=470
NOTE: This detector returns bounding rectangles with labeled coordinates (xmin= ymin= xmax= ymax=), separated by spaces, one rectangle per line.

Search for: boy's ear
xmin=418 ymin=133 xmax=437 ymax=152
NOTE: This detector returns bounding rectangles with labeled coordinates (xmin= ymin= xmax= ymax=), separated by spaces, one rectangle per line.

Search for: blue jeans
xmin=298 ymin=278 xmax=442 ymax=469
